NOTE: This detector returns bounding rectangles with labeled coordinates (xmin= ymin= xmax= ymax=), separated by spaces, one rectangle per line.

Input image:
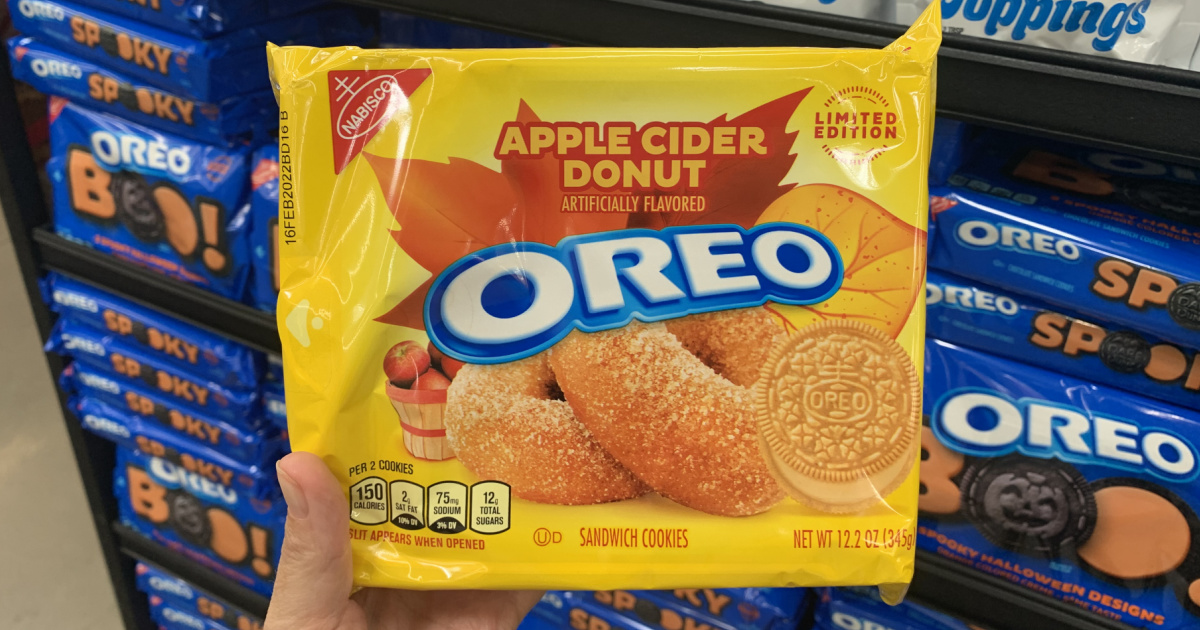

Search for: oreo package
xmin=532 ymin=592 xmax=663 ymax=630
xmin=575 ymin=590 xmax=807 ymax=630
xmin=52 ymin=316 xmax=259 ymax=422
xmin=262 ymin=380 xmax=285 ymax=432
xmin=48 ymin=98 xmax=253 ymax=299
xmin=67 ymin=0 xmax=325 ymax=38
xmin=73 ymin=395 xmax=281 ymax=497
xmin=929 ymin=118 xmax=970 ymax=187
xmin=928 ymin=182 xmax=1200 ymax=350
xmin=921 ymin=338 xmax=1200 ymax=629
xmin=44 ymin=273 xmax=262 ymax=389
xmin=63 ymin=356 xmax=261 ymax=436
xmin=248 ymin=144 xmax=279 ymax=313
xmin=148 ymin=596 xmax=232 ymax=630
xmin=927 ymin=269 xmax=1200 ymax=412
xmin=814 ymin=588 xmax=974 ymax=630
xmin=115 ymin=444 xmax=284 ymax=595
xmin=952 ymin=130 xmax=1200 ymax=226
xmin=7 ymin=36 xmax=276 ymax=146
xmin=64 ymin=358 xmax=276 ymax=464
xmin=10 ymin=0 xmax=375 ymax=101
xmin=136 ymin=562 xmax=264 ymax=630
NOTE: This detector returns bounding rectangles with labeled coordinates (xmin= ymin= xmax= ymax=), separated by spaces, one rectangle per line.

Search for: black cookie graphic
xmin=960 ymin=456 xmax=1096 ymax=558
xmin=1098 ymin=331 xmax=1151 ymax=374
xmin=168 ymin=491 xmax=212 ymax=547
xmin=111 ymin=172 xmax=164 ymax=242
xmin=1169 ymin=284 xmax=1200 ymax=331
xmin=98 ymin=27 xmax=121 ymax=60
xmin=116 ymin=83 xmax=141 ymax=113
xmin=1115 ymin=179 xmax=1200 ymax=226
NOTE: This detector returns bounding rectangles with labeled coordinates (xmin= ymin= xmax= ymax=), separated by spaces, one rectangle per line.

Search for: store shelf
xmin=115 ymin=524 xmax=272 ymax=621
xmin=352 ymin=0 xmax=1200 ymax=167
xmin=910 ymin=550 xmax=1132 ymax=630
xmin=33 ymin=228 xmax=281 ymax=354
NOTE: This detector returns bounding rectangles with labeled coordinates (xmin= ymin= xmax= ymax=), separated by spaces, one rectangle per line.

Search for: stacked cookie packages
xmin=921 ymin=130 xmax=1200 ymax=628
xmin=268 ymin=3 xmax=940 ymax=591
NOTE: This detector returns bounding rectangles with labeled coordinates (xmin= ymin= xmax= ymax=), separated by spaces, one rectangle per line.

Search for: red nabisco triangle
xmin=327 ymin=69 xmax=432 ymax=174
xmin=14 ymin=46 xmax=27 ymax=61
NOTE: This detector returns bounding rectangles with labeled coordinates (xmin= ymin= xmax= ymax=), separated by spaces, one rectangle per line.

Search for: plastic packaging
xmin=136 ymin=562 xmax=264 ymax=630
xmin=6 ymin=36 xmax=277 ymax=146
xmin=249 ymin=144 xmax=280 ymax=313
xmin=268 ymin=3 xmax=940 ymax=591
xmin=66 ymin=0 xmax=327 ymax=38
xmin=814 ymin=587 xmax=973 ymax=630
xmin=928 ymin=118 xmax=970 ymax=186
xmin=922 ymin=338 xmax=1200 ymax=630
xmin=47 ymin=98 xmax=253 ymax=300
xmin=892 ymin=0 xmax=1200 ymax=68
xmin=927 ymin=268 xmax=1200 ymax=412
xmin=43 ymin=273 xmax=262 ymax=388
xmin=572 ymin=589 xmax=808 ymax=630
xmin=114 ymin=444 xmax=284 ymax=595
xmin=10 ymin=0 xmax=375 ymax=101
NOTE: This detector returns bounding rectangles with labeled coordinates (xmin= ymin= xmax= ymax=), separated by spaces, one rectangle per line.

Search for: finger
xmin=265 ymin=452 xmax=356 ymax=630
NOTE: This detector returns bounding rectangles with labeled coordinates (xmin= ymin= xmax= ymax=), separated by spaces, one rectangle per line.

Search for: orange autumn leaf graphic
xmin=757 ymin=184 xmax=925 ymax=338
xmin=628 ymin=88 xmax=809 ymax=231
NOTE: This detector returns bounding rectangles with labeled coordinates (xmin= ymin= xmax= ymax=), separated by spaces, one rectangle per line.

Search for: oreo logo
xmin=62 ymin=333 xmax=106 ymax=356
xmin=147 ymin=575 xmax=193 ymax=600
xmin=933 ymin=389 xmax=1199 ymax=482
xmin=830 ymin=612 xmax=898 ymax=630
xmin=30 ymin=58 xmax=81 ymax=79
xmin=955 ymin=219 xmax=1081 ymax=261
xmin=927 ymin=280 xmax=1019 ymax=316
xmin=82 ymin=413 xmax=131 ymax=439
xmin=90 ymin=131 xmax=192 ymax=177
xmin=148 ymin=457 xmax=238 ymax=506
xmin=426 ymin=224 xmax=844 ymax=364
xmin=17 ymin=0 xmax=64 ymax=20
xmin=53 ymin=289 xmax=99 ymax=313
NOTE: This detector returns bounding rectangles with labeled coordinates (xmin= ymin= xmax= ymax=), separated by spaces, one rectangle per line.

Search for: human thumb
xmin=265 ymin=451 xmax=361 ymax=630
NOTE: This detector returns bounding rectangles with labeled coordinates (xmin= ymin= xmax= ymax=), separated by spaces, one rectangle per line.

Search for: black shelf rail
xmin=116 ymin=524 xmax=272 ymax=621
xmin=351 ymin=0 xmax=1200 ymax=167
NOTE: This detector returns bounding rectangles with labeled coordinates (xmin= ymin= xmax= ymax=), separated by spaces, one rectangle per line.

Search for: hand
xmin=266 ymin=452 xmax=544 ymax=630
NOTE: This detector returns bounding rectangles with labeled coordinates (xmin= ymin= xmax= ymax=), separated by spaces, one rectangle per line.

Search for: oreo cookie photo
xmin=48 ymin=99 xmax=253 ymax=300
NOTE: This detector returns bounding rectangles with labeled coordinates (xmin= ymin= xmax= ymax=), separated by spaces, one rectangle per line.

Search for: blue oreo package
xmin=265 ymin=353 xmax=282 ymax=383
xmin=73 ymin=395 xmax=281 ymax=497
xmin=928 ymin=118 xmax=970 ymax=187
xmin=67 ymin=0 xmax=326 ymax=38
xmin=63 ymin=357 xmax=261 ymax=435
xmin=928 ymin=183 xmax=1200 ymax=350
xmin=148 ymin=596 xmax=231 ymax=630
xmin=44 ymin=273 xmax=262 ymax=388
xmin=574 ymin=589 xmax=806 ymax=630
xmin=10 ymin=0 xmax=375 ymax=101
xmin=48 ymin=311 xmax=256 ymax=391
xmin=48 ymin=99 xmax=253 ymax=300
xmin=115 ymin=444 xmax=284 ymax=595
xmin=62 ymin=356 xmax=276 ymax=464
xmin=927 ymin=269 xmax=1200 ymax=412
xmin=262 ymin=380 xmax=285 ymax=432
xmin=532 ymin=592 xmax=660 ymax=630
xmin=248 ymin=145 xmax=278 ymax=313
xmin=51 ymin=317 xmax=259 ymax=422
xmin=137 ymin=563 xmax=263 ymax=630
xmin=814 ymin=588 xmax=973 ymax=630
xmin=921 ymin=338 xmax=1200 ymax=630
xmin=7 ymin=37 xmax=276 ymax=146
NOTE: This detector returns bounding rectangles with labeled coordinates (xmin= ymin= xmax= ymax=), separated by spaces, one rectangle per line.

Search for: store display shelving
xmin=2 ymin=3 xmax=1194 ymax=630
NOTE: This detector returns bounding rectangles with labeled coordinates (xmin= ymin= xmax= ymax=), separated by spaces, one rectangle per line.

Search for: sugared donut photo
xmin=550 ymin=308 xmax=786 ymax=517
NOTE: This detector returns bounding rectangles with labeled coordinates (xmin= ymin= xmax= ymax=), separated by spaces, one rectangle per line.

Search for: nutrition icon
xmin=390 ymin=480 xmax=425 ymax=530
xmin=429 ymin=481 xmax=468 ymax=534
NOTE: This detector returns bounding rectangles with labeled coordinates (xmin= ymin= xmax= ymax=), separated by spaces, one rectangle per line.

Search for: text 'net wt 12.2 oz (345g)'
xmin=268 ymin=3 xmax=940 ymax=592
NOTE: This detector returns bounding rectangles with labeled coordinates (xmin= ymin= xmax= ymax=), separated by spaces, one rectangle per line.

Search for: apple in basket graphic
xmin=383 ymin=341 xmax=465 ymax=461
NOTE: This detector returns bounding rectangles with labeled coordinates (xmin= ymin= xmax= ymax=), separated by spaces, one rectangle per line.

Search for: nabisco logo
xmin=327 ymin=69 xmax=431 ymax=174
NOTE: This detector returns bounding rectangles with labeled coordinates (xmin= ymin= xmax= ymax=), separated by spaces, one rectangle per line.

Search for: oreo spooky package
xmin=269 ymin=5 xmax=938 ymax=591
xmin=65 ymin=0 xmax=325 ymax=38
xmin=136 ymin=562 xmax=264 ymax=630
xmin=814 ymin=587 xmax=975 ymax=630
xmin=921 ymin=339 xmax=1200 ymax=629
xmin=48 ymin=98 xmax=252 ymax=300
xmin=572 ymin=589 xmax=808 ymax=630
xmin=927 ymin=269 xmax=1200 ymax=412
xmin=44 ymin=273 xmax=262 ymax=389
xmin=115 ymin=444 xmax=284 ymax=595
xmin=6 ymin=36 xmax=277 ymax=146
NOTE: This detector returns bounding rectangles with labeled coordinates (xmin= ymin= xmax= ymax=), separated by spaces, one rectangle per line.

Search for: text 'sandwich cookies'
xmin=269 ymin=3 xmax=939 ymax=591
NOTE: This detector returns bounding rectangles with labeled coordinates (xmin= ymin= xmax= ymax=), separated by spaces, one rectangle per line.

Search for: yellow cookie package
xmin=269 ymin=4 xmax=940 ymax=592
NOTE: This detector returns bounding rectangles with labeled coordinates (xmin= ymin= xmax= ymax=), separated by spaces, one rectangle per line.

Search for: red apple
xmin=412 ymin=368 xmax=451 ymax=391
xmin=383 ymin=341 xmax=430 ymax=387
xmin=427 ymin=342 xmax=446 ymax=369
xmin=440 ymin=356 xmax=467 ymax=379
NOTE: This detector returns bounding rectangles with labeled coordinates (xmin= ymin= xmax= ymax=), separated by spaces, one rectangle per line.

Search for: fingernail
xmin=277 ymin=462 xmax=309 ymax=519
